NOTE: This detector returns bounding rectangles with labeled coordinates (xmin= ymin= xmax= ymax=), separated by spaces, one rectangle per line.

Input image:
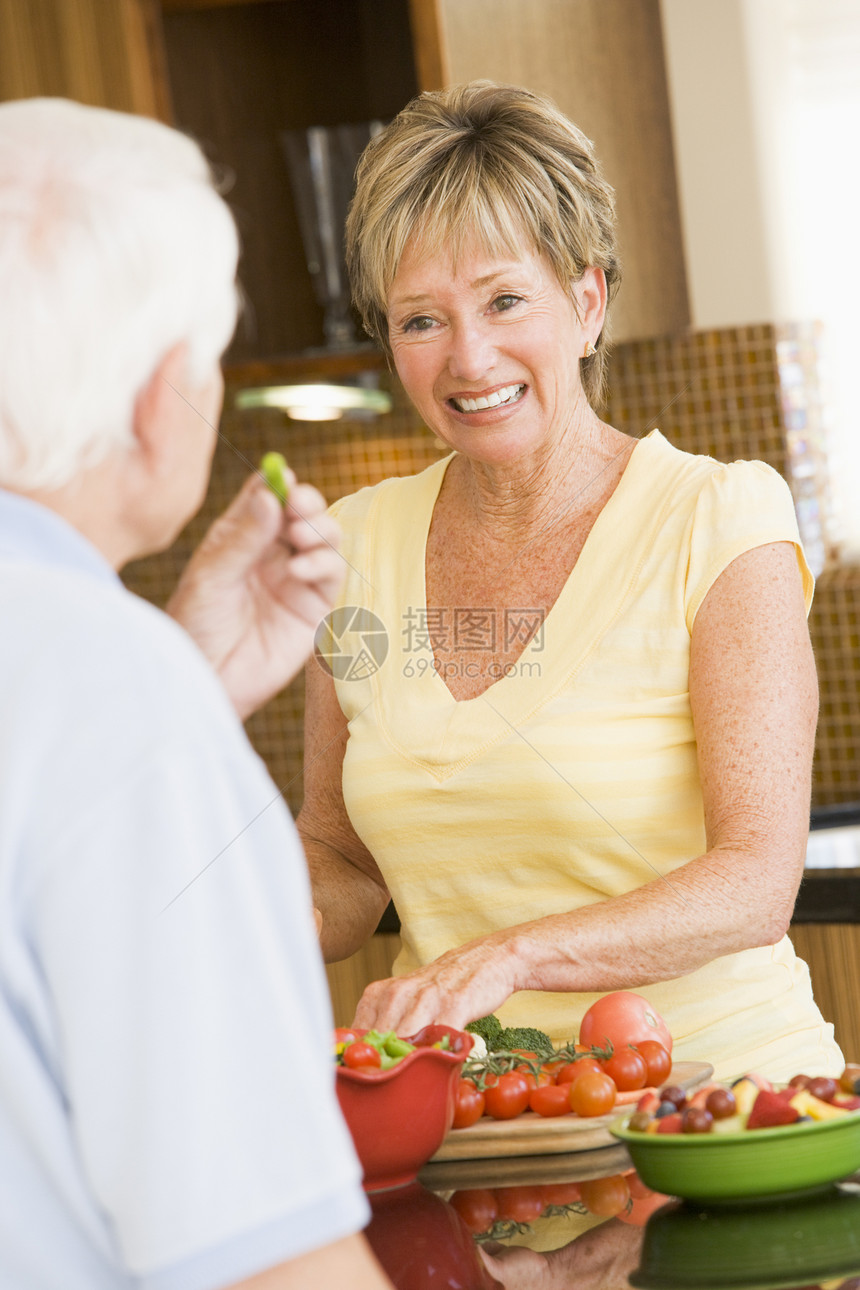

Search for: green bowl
xmin=611 ymin=1111 xmax=860 ymax=1204
xmin=631 ymin=1185 xmax=860 ymax=1290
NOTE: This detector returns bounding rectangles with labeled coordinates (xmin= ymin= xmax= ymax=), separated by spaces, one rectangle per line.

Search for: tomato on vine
xmin=634 ymin=1040 xmax=672 ymax=1086
xmin=601 ymin=1046 xmax=648 ymax=1092
xmin=568 ymin=1070 xmax=617 ymax=1117
xmin=452 ymin=1079 xmax=485 ymax=1128
xmin=529 ymin=1084 xmax=572 ymax=1117
xmin=495 ymin=1185 xmax=545 ymax=1224
xmin=579 ymin=1174 xmax=630 ymax=1217
xmin=484 ymin=1071 xmax=530 ymax=1120
xmin=450 ymin=1188 xmax=498 ymax=1234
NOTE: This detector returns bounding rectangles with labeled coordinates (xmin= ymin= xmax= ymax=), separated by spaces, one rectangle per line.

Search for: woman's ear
xmin=574 ymin=266 xmax=608 ymax=341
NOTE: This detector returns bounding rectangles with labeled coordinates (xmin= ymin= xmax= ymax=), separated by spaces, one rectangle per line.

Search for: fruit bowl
xmin=336 ymin=1024 xmax=473 ymax=1192
xmin=611 ymin=1110 xmax=860 ymax=1204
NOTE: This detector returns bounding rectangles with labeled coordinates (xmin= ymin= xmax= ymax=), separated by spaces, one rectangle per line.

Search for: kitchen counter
xmin=365 ymin=1148 xmax=860 ymax=1289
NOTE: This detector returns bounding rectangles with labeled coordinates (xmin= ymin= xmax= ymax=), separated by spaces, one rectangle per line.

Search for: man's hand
xmin=168 ymin=470 xmax=344 ymax=719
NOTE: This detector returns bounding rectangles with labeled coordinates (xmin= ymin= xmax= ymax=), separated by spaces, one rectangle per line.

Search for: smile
xmin=450 ymin=383 xmax=526 ymax=413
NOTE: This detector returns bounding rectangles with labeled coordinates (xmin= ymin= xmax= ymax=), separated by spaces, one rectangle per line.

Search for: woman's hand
xmin=168 ymin=471 xmax=344 ymax=719
xmin=352 ymin=932 xmax=520 ymax=1034
xmin=478 ymin=1218 xmax=643 ymax=1289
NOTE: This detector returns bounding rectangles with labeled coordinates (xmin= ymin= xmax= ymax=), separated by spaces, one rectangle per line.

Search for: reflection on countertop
xmin=807 ymin=805 xmax=860 ymax=869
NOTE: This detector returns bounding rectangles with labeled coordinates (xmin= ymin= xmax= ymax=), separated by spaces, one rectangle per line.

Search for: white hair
xmin=0 ymin=98 xmax=240 ymax=491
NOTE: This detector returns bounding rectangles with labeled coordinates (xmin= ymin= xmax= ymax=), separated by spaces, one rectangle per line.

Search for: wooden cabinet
xmin=1 ymin=0 xmax=689 ymax=365
xmin=791 ymin=923 xmax=860 ymax=1063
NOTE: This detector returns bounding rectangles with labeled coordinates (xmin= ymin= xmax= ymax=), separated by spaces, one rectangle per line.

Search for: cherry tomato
xmin=342 ymin=1041 xmax=381 ymax=1069
xmin=515 ymin=1063 xmax=554 ymax=1091
xmin=633 ymin=1040 xmax=673 ymax=1087
xmin=568 ymin=1070 xmax=617 ymax=1117
xmin=579 ymin=991 xmax=673 ymax=1055
xmin=601 ymin=1046 xmax=648 ymax=1092
xmin=626 ymin=1172 xmax=654 ymax=1200
xmin=539 ymin=1182 xmax=582 ymax=1206
xmin=450 ymin=1188 xmax=498 ymax=1234
xmin=484 ymin=1071 xmax=530 ymax=1120
xmin=579 ymin=1174 xmax=630 ymax=1217
xmin=495 ymin=1185 xmax=545 ymax=1224
xmin=529 ymin=1084 xmax=572 ymax=1117
xmin=333 ymin=1027 xmax=359 ymax=1046
xmin=618 ymin=1188 xmax=671 ymax=1226
xmin=452 ymin=1078 xmax=485 ymax=1128
xmin=555 ymin=1058 xmax=603 ymax=1085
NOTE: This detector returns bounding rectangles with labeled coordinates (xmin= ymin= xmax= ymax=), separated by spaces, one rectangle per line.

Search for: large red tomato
xmin=579 ymin=991 xmax=673 ymax=1056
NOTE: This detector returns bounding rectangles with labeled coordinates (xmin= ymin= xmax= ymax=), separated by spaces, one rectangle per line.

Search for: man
xmin=0 ymin=97 xmax=391 ymax=1289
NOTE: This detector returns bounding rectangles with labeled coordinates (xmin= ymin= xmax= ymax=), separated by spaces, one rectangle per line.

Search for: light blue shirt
xmin=0 ymin=490 xmax=367 ymax=1289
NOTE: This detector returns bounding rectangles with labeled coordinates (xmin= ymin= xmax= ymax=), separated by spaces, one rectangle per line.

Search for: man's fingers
xmin=285 ymin=508 xmax=342 ymax=554
xmin=200 ymin=474 xmax=284 ymax=569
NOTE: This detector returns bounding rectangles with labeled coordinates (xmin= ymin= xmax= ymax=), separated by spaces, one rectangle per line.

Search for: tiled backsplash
xmin=123 ymin=322 xmax=858 ymax=809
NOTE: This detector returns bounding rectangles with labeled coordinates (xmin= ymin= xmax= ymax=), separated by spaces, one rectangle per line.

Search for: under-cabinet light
xmin=235 ymin=383 xmax=392 ymax=422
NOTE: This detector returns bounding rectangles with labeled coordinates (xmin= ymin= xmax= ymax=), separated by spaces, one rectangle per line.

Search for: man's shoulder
xmin=1 ymin=560 xmax=239 ymax=742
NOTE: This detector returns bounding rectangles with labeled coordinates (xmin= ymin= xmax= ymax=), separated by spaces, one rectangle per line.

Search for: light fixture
xmin=235 ymin=382 xmax=392 ymax=423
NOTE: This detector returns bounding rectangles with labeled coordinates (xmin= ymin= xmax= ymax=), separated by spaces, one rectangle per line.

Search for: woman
xmin=292 ymin=81 xmax=840 ymax=1082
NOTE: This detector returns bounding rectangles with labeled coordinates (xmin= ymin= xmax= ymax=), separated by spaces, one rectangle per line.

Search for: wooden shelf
xmin=224 ymin=346 xmax=388 ymax=388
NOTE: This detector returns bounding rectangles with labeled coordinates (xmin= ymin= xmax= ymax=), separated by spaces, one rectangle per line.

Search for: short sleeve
xmin=684 ymin=459 xmax=814 ymax=633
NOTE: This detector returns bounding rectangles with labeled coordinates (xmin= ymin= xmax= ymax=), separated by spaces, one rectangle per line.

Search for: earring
xmin=583 ymin=340 xmax=596 ymax=359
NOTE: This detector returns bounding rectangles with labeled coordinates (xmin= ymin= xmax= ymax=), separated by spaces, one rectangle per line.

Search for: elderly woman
xmin=290 ymin=81 xmax=840 ymax=1082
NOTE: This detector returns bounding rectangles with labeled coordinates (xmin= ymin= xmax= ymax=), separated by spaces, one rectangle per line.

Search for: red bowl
xmin=336 ymin=1024 xmax=473 ymax=1191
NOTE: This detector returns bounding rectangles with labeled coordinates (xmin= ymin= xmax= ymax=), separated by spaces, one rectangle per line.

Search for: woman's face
xmin=386 ymin=238 xmax=604 ymax=466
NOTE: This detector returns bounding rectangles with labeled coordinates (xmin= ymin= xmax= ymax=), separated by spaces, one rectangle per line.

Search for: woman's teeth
xmin=452 ymin=383 xmax=525 ymax=412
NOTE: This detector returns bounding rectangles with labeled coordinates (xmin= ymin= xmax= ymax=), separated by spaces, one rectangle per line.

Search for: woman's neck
xmin=453 ymin=412 xmax=635 ymax=548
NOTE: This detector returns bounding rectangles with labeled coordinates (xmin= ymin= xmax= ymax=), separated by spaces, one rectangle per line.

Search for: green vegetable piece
xmin=382 ymin=1035 xmax=415 ymax=1059
xmin=260 ymin=451 xmax=290 ymax=504
xmin=464 ymin=1015 xmax=503 ymax=1046
xmin=496 ymin=1026 xmax=554 ymax=1057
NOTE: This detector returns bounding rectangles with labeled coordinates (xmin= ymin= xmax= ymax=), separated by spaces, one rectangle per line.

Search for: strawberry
xmin=747 ymin=1089 xmax=800 ymax=1129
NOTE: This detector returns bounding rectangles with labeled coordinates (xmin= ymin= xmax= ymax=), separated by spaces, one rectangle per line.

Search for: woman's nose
xmin=446 ymin=319 xmax=495 ymax=382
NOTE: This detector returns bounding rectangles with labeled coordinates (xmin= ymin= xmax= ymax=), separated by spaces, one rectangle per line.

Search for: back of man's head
xmin=0 ymin=98 xmax=240 ymax=492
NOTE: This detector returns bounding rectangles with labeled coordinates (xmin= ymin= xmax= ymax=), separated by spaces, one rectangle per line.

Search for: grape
xmin=705 ymin=1088 xmax=737 ymax=1120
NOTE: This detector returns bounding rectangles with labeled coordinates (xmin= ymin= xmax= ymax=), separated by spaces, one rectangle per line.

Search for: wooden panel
xmin=325 ymin=933 xmax=401 ymax=1028
xmin=408 ymin=0 xmax=450 ymax=91
xmin=435 ymin=0 xmax=689 ymax=344
xmin=790 ymin=923 xmax=860 ymax=1063
xmin=161 ymin=0 xmax=417 ymax=359
xmin=0 ymin=0 xmax=171 ymax=120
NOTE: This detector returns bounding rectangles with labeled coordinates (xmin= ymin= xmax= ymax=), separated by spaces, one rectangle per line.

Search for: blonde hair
xmin=346 ymin=81 xmax=620 ymax=405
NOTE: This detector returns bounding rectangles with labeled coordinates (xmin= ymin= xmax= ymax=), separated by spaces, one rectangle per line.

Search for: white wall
xmin=661 ymin=0 xmax=860 ymax=557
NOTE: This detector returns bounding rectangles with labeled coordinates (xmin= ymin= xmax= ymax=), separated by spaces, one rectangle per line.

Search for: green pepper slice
xmin=260 ymin=451 xmax=290 ymax=504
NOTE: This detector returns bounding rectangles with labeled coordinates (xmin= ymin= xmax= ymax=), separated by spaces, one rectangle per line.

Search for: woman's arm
xmin=297 ymin=655 xmax=391 ymax=963
xmin=353 ymin=540 xmax=817 ymax=1033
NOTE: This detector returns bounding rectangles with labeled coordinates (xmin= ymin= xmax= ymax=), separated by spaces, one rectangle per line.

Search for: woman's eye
xmin=491 ymin=294 xmax=522 ymax=313
xmin=402 ymin=314 xmax=435 ymax=333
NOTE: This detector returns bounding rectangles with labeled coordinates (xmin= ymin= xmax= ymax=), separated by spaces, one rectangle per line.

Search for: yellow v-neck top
xmin=328 ymin=430 xmax=841 ymax=1081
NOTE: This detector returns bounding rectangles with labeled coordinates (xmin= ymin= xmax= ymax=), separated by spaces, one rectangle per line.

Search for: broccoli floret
xmin=496 ymin=1026 xmax=554 ymax=1056
xmin=464 ymin=1014 xmax=503 ymax=1047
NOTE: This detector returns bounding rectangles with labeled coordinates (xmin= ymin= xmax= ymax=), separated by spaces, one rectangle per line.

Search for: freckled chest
xmin=424 ymin=472 xmax=618 ymax=701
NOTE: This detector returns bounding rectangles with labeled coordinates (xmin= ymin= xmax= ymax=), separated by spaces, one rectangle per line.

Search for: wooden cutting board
xmin=431 ymin=1060 xmax=713 ymax=1162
